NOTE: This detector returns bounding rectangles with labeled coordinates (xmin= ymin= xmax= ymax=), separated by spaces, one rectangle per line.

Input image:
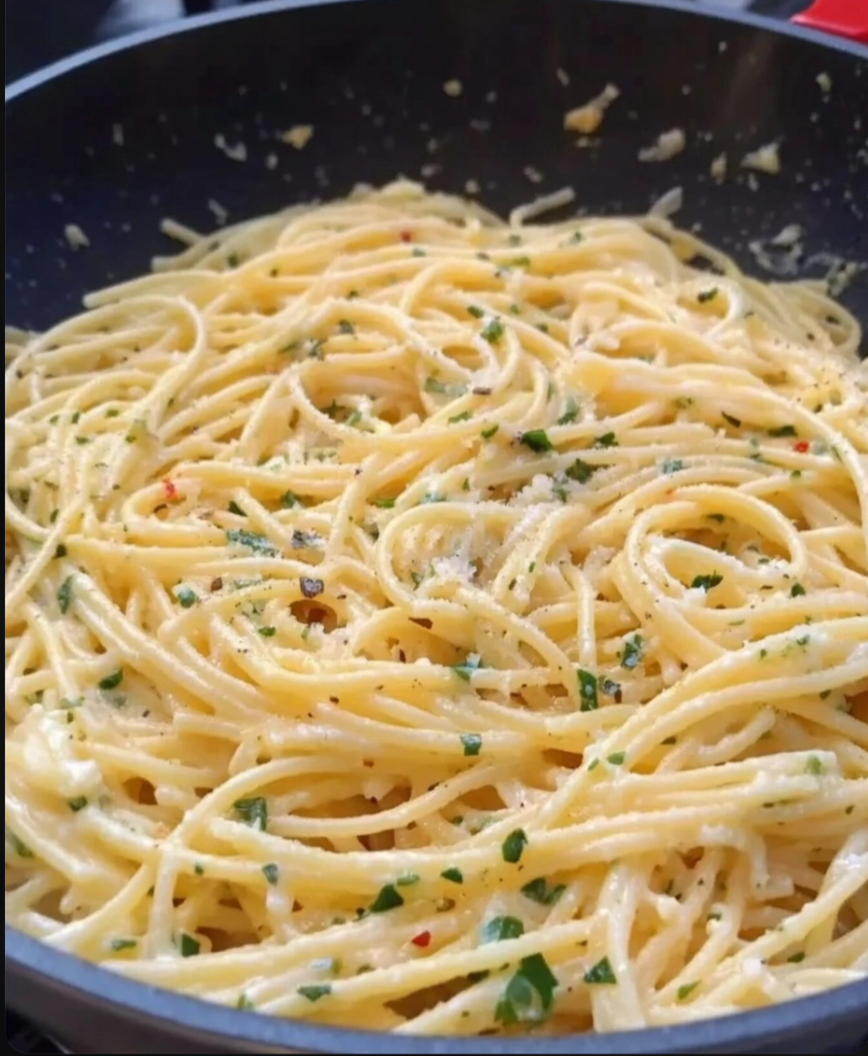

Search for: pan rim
xmin=4 ymin=0 xmax=867 ymax=104
xmin=5 ymin=0 xmax=867 ymax=1051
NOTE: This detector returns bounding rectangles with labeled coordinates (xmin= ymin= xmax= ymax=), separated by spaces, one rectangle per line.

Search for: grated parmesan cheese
xmin=816 ymin=72 xmax=832 ymax=93
xmin=207 ymin=199 xmax=229 ymax=225
xmin=563 ymin=83 xmax=620 ymax=135
xmin=710 ymin=152 xmax=727 ymax=182
xmin=214 ymin=133 xmax=248 ymax=162
xmin=64 ymin=224 xmax=90 ymax=249
xmin=638 ymin=128 xmax=686 ymax=163
xmin=741 ymin=141 xmax=781 ymax=175
xmin=443 ymin=79 xmax=463 ymax=98
xmin=280 ymin=125 xmax=314 ymax=150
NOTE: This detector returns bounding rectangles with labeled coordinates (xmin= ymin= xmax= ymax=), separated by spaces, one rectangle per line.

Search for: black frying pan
xmin=5 ymin=1 xmax=868 ymax=1053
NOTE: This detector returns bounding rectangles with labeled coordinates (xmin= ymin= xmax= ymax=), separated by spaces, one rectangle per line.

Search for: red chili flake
xmin=399 ymin=230 xmax=412 ymax=243
xmin=411 ymin=931 xmax=431 ymax=948
xmin=163 ymin=479 xmax=178 ymax=500
xmin=793 ymin=441 xmax=810 ymax=453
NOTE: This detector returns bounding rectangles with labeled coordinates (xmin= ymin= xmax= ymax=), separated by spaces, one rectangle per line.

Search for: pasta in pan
xmin=5 ymin=181 xmax=868 ymax=1034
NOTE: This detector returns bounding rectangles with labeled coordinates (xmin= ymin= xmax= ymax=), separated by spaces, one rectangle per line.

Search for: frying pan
xmin=4 ymin=1 xmax=868 ymax=1053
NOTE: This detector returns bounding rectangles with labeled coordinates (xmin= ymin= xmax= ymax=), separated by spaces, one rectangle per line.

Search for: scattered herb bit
xmin=502 ymin=829 xmax=528 ymax=864
xmin=258 ymin=626 xmax=277 ymax=637
xmin=592 ymin=432 xmax=618 ymax=448
xmin=481 ymin=916 xmax=524 ymax=944
xmin=419 ymin=493 xmax=446 ymax=505
xmin=369 ymin=884 xmax=404 ymax=913
xmin=768 ymin=424 xmax=798 ymax=438
xmin=620 ymin=634 xmax=644 ymax=669
xmin=337 ymin=319 xmax=355 ymax=335
xmin=57 ymin=576 xmax=74 ymax=614
xmin=374 ymin=497 xmax=396 ymax=508
xmin=588 ymin=757 xmax=600 ymax=772
xmin=481 ymin=318 xmax=505 ymax=343
xmin=494 ymin=954 xmax=558 ymax=1025
xmin=227 ymin=500 xmax=246 ymax=517
xmin=291 ymin=529 xmax=322 ymax=550
xmin=110 ymin=939 xmax=137 ymax=952
xmin=298 ymin=984 xmax=331 ymax=1002
xmin=424 ymin=376 xmax=468 ymax=398
xmin=521 ymin=878 xmax=565 ymax=906
xmin=520 ymin=429 xmax=553 ymax=453
xmin=451 ymin=656 xmax=484 ymax=681
xmin=467 ymin=305 xmax=485 ymax=319
xmin=441 ymin=867 xmax=463 ymax=884
xmin=564 ymin=458 xmax=596 ymax=484
xmin=697 ymin=288 xmax=718 ymax=304
xmin=661 ymin=458 xmax=685 ymax=474
xmin=691 ymin=573 xmax=723 ymax=591
xmin=577 ymin=669 xmax=598 ymax=712
xmin=54 ymin=544 xmax=67 ymax=559
xmin=607 ymin=752 xmax=626 ymax=766
xmin=557 ymin=397 xmax=580 ymax=425
xmin=805 ymin=755 xmax=825 ymax=775
xmin=449 ymin=411 xmax=472 ymax=423
xmin=237 ymin=994 xmax=255 ymax=1010
xmin=396 ymin=873 xmax=420 ymax=887
xmin=788 ymin=952 xmax=806 ymax=963
xmin=460 ymin=733 xmax=483 ymax=757
xmin=300 ymin=577 xmax=325 ymax=599
xmin=261 ymin=863 xmax=279 ymax=885
xmin=584 ymin=957 xmax=617 ymax=985
xmin=234 ymin=797 xmax=268 ymax=831
xmin=6 ymin=828 xmax=34 ymax=858
xmin=67 ymin=797 xmax=88 ymax=812
xmin=722 ymin=412 xmax=742 ymax=428
xmin=600 ymin=678 xmax=622 ymax=703
xmin=193 ymin=863 xmax=205 ymax=876
xmin=507 ymin=256 xmax=531 ymax=268
xmin=677 ymin=981 xmax=699 ymax=1000
xmin=481 ymin=424 xmax=499 ymax=440
xmin=226 ymin=529 xmax=279 ymax=555
xmin=176 ymin=586 xmax=198 ymax=608
xmin=280 ymin=490 xmax=304 ymax=508
xmin=790 ymin=583 xmax=806 ymax=597
xmin=98 ymin=670 xmax=123 ymax=691
xmin=706 ymin=513 xmax=726 ymax=524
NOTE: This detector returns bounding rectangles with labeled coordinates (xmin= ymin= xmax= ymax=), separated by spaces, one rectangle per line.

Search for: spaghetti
xmin=5 ymin=181 xmax=868 ymax=1034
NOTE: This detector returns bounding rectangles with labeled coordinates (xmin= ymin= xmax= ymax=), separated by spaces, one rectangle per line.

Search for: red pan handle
xmin=791 ymin=0 xmax=868 ymax=44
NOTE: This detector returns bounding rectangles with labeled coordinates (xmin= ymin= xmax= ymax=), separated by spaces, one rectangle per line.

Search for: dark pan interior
xmin=4 ymin=1 xmax=868 ymax=1054
xmin=5 ymin=0 xmax=868 ymax=336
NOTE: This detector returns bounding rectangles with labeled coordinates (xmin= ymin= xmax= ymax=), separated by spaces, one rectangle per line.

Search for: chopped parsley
xmin=98 ymin=670 xmax=124 ymax=691
xmin=787 ymin=952 xmax=806 ymax=964
xmin=805 ymin=755 xmax=825 ymax=775
xmin=481 ymin=318 xmax=505 ymax=343
xmin=620 ymin=634 xmax=644 ymax=669
xmin=481 ymin=424 xmax=499 ymax=439
xmin=467 ymin=305 xmax=485 ymax=319
xmin=677 ymin=981 xmax=699 ymax=1000
xmin=661 ymin=458 xmax=685 ymax=474
xmin=369 ymin=884 xmax=404 ymax=913
xmin=697 ymin=288 xmax=718 ymax=303
xmin=502 ymin=829 xmax=528 ymax=864
xmin=607 ymin=752 xmax=626 ymax=766
xmin=424 ymin=377 xmax=468 ymax=397
xmin=790 ymin=583 xmax=806 ymax=597
xmin=690 ymin=573 xmax=723 ymax=591
xmin=768 ymin=424 xmax=798 ymax=438
xmin=449 ymin=411 xmax=472 ymax=423
xmin=261 ymin=863 xmax=279 ymax=885
xmin=583 ymin=956 xmax=617 ymax=985
xmin=67 ymin=797 xmax=88 ymax=812
xmin=481 ymin=916 xmax=524 ymax=944
xmin=291 ymin=529 xmax=323 ymax=550
xmin=557 ymin=397 xmax=580 ymax=425
xmin=280 ymin=490 xmax=304 ymax=508
xmin=520 ymin=429 xmax=553 ymax=453
xmin=441 ymin=867 xmax=463 ymax=884
xmin=565 ymin=458 xmax=597 ymax=484
xmin=722 ymin=412 xmax=742 ymax=428
xmin=300 ymin=577 xmax=325 ymax=598
xmin=396 ymin=873 xmax=420 ymax=887
xmin=460 ymin=733 xmax=483 ymax=756
xmin=450 ymin=656 xmax=484 ymax=681
xmin=374 ymin=497 xmax=396 ymax=508
xmin=521 ymin=877 xmax=565 ymax=905
xmin=6 ymin=828 xmax=34 ymax=858
xmin=592 ymin=432 xmax=618 ymax=448
xmin=57 ymin=576 xmax=74 ymax=614
xmin=258 ymin=626 xmax=277 ymax=637
xmin=233 ymin=797 xmax=268 ymax=830
xmin=110 ymin=939 xmax=138 ymax=952
xmin=419 ymin=493 xmax=446 ymax=505
xmin=494 ymin=954 xmax=558 ymax=1026
xmin=176 ymin=586 xmax=198 ymax=608
xmin=297 ymin=984 xmax=332 ymax=1002
xmin=337 ymin=319 xmax=355 ymax=335
xmin=600 ymin=678 xmax=622 ymax=702
xmin=226 ymin=529 xmax=279 ymax=555
xmin=577 ymin=669 xmax=598 ymax=712
xmin=237 ymin=994 xmax=255 ymax=1010
xmin=227 ymin=500 xmax=246 ymax=516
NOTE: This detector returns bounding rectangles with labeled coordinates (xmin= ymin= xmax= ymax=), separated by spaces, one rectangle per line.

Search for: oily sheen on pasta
xmin=5 ymin=182 xmax=868 ymax=1035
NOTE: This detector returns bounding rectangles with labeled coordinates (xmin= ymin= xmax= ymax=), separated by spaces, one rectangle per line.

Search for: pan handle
xmin=791 ymin=0 xmax=868 ymax=43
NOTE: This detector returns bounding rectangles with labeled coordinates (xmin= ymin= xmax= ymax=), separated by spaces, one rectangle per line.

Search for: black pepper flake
xmin=300 ymin=577 xmax=325 ymax=599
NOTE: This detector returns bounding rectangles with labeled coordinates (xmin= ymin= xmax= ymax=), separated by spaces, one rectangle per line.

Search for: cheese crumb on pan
xmin=741 ymin=141 xmax=781 ymax=175
xmin=63 ymin=224 xmax=90 ymax=249
xmin=443 ymin=79 xmax=463 ymax=98
xmin=710 ymin=153 xmax=727 ymax=182
xmin=280 ymin=125 xmax=314 ymax=150
xmin=563 ymin=83 xmax=621 ymax=134
xmin=214 ymin=133 xmax=248 ymax=162
xmin=638 ymin=128 xmax=686 ymax=163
